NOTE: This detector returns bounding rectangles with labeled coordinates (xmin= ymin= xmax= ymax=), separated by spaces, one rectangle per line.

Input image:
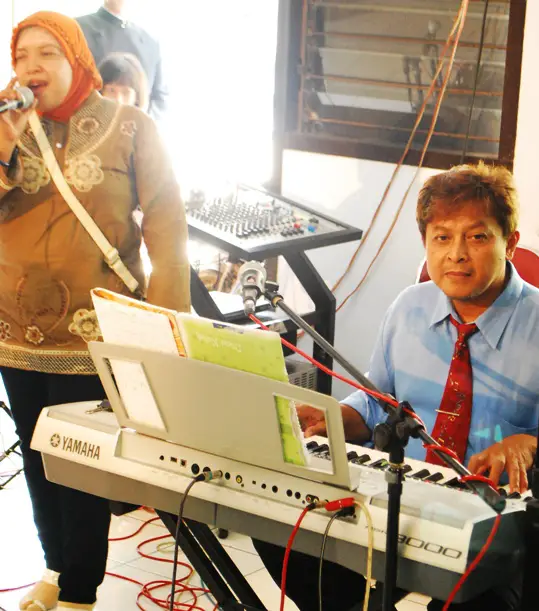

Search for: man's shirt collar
xmin=429 ymin=261 xmax=524 ymax=349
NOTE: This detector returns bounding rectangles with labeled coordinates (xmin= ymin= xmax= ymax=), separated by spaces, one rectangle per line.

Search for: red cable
xmin=249 ymin=313 xmax=399 ymax=408
xmin=459 ymin=474 xmax=497 ymax=490
xmin=442 ymin=514 xmax=501 ymax=611
xmin=423 ymin=445 xmax=459 ymax=461
xmin=106 ymin=517 xmax=211 ymax=610
xmin=0 ymin=582 xmax=35 ymax=593
xmin=108 ymin=516 xmax=161 ymax=541
xmin=248 ymin=313 xmax=428 ymax=431
xmin=280 ymin=505 xmax=315 ymax=611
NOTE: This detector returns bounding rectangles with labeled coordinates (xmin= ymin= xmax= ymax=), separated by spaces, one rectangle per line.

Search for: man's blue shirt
xmin=343 ymin=263 xmax=539 ymax=463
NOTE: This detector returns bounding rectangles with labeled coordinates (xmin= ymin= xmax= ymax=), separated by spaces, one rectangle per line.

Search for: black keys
xmin=444 ymin=477 xmax=468 ymax=490
xmin=507 ymin=491 xmax=521 ymax=499
xmin=411 ymin=469 xmax=431 ymax=480
xmin=424 ymin=472 xmax=444 ymax=483
xmin=401 ymin=465 xmax=413 ymax=475
xmin=306 ymin=441 xmax=319 ymax=451
xmin=370 ymin=458 xmax=389 ymax=470
xmin=347 ymin=451 xmax=359 ymax=461
xmin=351 ymin=454 xmax=371 ymax=465
xmin=311 ymin=443 xmax=329 ymax=454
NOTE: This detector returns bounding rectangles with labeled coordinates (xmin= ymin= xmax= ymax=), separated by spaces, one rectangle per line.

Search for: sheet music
xmin=108 ymin=359 xmax=166 ymax=430
xmin=92 ymin=292 xmax=179 ymax=355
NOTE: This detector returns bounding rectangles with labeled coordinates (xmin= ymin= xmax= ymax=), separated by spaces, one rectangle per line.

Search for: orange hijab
xmin=11 ymin=11 xmax=103 ymax=123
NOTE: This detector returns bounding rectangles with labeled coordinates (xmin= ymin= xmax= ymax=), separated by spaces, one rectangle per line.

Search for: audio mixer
xmin=186 ymin=183 xmax=362 ymax=260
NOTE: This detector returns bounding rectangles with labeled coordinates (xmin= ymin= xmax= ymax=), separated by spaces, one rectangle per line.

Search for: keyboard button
xmin=351 ymin=454 xmax=371 ymax=465
xmin=444 ymin=478 xmax=467 ymax=490
xmin=370 ymin=459 xmax=389 ymax=470
xmin=312 ymin=444 xmax=329 ymax=454
xmin=411 ymin=469 xmax=430 ymax=480
xmin=306 ymin=441 xmax=319 ymax=450
xmin=424 ymin=472 xmax=444 ymax=483
xmin=402 ymin=465 xmax=413 ymax=474
xmin=347 ymin=451 xmax=359 ymax=461
xmin=507 ymin=491 xmax=521 ymax=499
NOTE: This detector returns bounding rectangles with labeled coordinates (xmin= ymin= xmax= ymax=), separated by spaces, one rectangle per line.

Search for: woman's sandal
xmin=19 ymin=580 xmax=59 ymax=611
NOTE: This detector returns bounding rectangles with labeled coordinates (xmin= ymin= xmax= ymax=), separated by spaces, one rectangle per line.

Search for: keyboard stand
xmin=157 ymin=511 xmax=267 ymax=610
xmin=0 ymin=400 xmax=24 ymax=490
xmin=84 ymin=341 xmax=352 ymax=610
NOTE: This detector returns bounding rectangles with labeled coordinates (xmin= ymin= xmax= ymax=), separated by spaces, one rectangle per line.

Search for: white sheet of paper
xmin=109 ymin=359 xmax=166 ymax=430
xmin=93 ymin=294 xmax=179 ymax=355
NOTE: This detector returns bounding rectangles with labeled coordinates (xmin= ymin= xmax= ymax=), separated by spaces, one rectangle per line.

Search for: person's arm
xmin=0 ymin=147 xmax=23 ymax=198
xmin=133 ymin=111 xmax=190 ymax=311
xmin=0 ymin=81 xmax=33 ymax=199
xmin=148 ymin=50 xmax=168 ymax=121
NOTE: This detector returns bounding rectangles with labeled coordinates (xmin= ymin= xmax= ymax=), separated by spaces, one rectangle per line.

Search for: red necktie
xmin=425 ymin=316 xmax=478 ymax=466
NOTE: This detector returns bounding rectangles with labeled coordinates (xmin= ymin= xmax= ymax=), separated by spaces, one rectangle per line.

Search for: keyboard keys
xmin=347 ymin=451 xmax=359 ymax=461
xmin=351 ymin=454 xmax=371 ymax=465
xmin=424 ymin=472 xmax=444 ymax=483
xmin=370 ymin=458 xmax=389 ymax=470
xmin=311 ymin=444 xmax=329 ymax=454
xmin=411 ymin=469 xmax=431 ymax=480
xmin=444 ymin=478 xmax=468 ymax=490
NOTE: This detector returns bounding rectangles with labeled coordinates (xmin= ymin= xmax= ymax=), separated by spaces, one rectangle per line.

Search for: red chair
xmin=416 ymin=246 xmax=539 ymax=289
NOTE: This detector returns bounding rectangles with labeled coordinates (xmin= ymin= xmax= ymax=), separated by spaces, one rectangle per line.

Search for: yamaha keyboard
xmin=32 ymin=400 xmax=527 ymax=603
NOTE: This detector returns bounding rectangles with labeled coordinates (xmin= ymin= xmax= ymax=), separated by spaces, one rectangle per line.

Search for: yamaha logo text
xmin=51 ymin=434 xmax=100 ymax=460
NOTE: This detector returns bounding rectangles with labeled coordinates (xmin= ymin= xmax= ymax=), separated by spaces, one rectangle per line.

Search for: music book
xmin=91 ymin=288 xmax=307 ymax=466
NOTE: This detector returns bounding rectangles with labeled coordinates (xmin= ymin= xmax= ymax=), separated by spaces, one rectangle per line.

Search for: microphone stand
xmin=521 ymin=428 xmax=539 ymax=610
xmin=260 ymin=283 xmax=506 ymax=611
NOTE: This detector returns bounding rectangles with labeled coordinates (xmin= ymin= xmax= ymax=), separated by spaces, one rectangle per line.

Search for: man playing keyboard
xmin=254 ymin=162 xmax=539 ymax=611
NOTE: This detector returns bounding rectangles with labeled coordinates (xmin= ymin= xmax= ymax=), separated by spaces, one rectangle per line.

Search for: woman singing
xmin=0 ymin=11 xmax=190 ymax=611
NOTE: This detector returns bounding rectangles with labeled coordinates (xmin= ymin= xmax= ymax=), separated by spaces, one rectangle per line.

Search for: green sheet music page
xmin=176 ymin=314 xmax=307 ymax=466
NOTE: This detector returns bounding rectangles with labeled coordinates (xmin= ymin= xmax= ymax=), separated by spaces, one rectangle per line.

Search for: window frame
xmin=272 ymin=0 xmax=527 ymax=182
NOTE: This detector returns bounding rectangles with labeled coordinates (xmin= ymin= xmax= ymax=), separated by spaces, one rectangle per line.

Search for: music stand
xmin=87 ymin=341 xmax=356 ymax=610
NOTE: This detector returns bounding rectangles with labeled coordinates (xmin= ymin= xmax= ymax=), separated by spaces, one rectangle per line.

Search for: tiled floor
xmin=0 ymin=420 xmax=428 ymax=610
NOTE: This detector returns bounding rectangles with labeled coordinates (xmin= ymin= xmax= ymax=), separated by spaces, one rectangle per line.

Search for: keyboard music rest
xmin=32 ymin=401 xmax=527 ymax=604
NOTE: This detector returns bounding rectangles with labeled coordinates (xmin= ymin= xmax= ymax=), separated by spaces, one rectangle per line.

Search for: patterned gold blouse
xmin=0 ymin=91 xmax=190 ymax=374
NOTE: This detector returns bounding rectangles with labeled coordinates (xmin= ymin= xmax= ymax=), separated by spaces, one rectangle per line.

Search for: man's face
xmin=14 ymin=27 xmax=73 ymax=113
xmin=424 ymin=200 xmax=519 ymax=305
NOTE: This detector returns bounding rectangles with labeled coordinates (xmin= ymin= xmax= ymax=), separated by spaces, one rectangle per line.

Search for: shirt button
xmin=56 ymin=143 xmax=62 ymax=149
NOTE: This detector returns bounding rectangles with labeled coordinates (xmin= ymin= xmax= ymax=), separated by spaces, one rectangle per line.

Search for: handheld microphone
xmin=239 ymin=261 xmax=267 ymax=315
xmin=0 ymin=87 xmax=34 ymax=114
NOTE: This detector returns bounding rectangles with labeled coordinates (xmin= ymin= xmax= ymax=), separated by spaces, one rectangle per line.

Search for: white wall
xmin=280 ymin=150 xmax=437 ymax=400
xmin=513 ymin=0 xmax=539 ymax=252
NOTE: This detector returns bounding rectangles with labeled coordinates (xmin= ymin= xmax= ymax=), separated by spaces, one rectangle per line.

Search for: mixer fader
xmin=186 ymin=184 xmax=362 ymax=259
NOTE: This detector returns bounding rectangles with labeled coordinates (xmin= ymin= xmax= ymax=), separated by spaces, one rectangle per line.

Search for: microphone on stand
xmin=0 ymin=87 xmax=34 ymax=114
xmin=238 ymin=261 xmax=266 ymax=315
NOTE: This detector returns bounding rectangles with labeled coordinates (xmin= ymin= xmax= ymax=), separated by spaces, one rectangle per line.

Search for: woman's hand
xmin=0 ymin=79 xmax=35 ymax=161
